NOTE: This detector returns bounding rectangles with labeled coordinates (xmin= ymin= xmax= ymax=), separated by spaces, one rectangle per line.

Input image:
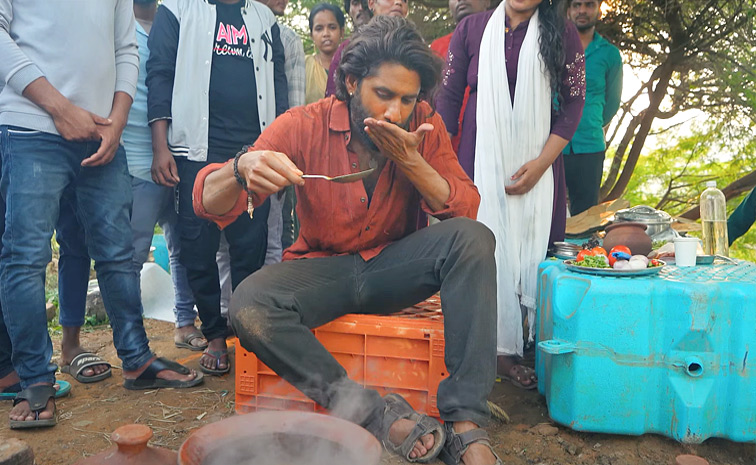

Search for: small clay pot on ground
xmin=74 ymin=424 xmax=177 ymax=465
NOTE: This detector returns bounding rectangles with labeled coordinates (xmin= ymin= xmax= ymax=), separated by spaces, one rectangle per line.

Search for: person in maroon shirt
xmin=195 ymin=17 xmax=501 ymax=465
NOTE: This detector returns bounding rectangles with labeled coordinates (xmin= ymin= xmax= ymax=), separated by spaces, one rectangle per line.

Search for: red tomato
xmin=608 ymin=254 xmax=617 ymax=267
xmin=577 ymin=249 xmax=595 ymax=262
xmin=591 ymin=246 xmax=608 ymax=257
xmin=610 ymin=245 xmax=632 ymax=256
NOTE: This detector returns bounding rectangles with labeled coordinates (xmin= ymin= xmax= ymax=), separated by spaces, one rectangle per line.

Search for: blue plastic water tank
xmin=536 ymin=260 xmax=756 ymax=443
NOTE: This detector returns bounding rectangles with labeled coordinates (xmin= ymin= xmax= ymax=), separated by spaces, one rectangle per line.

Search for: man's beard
xmin=349 ymin=88 xmax=412 ymax=155
xmin=574 ymin=17 xmax=598 ymax=31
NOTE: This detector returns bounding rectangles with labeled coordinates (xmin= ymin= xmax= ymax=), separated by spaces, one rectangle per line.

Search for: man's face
xmin=367 ymin=0 xmax=409 ymax=18
xmin=450 ymin=0 xmax=489 ymax=23
xmin=347 ymin=63 xmax=420 ymax=152
xmin=568 ymin=0 xmax=601 ymax=32
xmin=349 ymin=0 xmax=371 ymax=28
xmin=258 ymin=0 xmax=288 ymax=16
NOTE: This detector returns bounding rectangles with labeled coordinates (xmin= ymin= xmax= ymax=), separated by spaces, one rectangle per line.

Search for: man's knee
xmin=446 ymin=217 xmax=496 ymax=256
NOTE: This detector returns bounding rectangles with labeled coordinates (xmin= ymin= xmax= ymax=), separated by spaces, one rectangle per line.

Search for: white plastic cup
xmin=674 ymin=237 xmax=699 ymax=267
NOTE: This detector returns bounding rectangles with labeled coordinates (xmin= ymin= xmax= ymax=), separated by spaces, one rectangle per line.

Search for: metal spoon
xmin=302 ymin=168 xmax=376 ymax=183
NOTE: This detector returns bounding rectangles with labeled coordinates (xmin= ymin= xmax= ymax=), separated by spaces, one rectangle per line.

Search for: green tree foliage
xmin=621 ymin=121 xmax=756 ymax=258
xmin=599 ymin=0 xmax=756 ymax=204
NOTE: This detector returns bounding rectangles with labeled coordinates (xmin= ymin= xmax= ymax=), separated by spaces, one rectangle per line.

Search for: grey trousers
xmin=229 ymin=217 xmax=497 ymax=433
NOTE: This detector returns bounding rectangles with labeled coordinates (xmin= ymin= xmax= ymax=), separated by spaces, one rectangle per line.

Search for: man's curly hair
xmin=334 ymin=16 xmax=443 ymax=106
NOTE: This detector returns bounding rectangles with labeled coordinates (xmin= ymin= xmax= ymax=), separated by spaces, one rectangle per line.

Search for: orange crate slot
xmin=235 ymin=299 xmax=447 ymax=418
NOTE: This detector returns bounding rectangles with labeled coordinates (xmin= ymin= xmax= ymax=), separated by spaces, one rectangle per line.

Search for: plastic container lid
xmin=706 ymin=181 xmax=716 ymax=188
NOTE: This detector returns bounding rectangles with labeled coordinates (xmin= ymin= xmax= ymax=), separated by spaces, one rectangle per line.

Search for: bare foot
xmin=388 ymin=418 xmax=436 ymax=460
xmin=61 ymin=326 xmax=109 ymax=378
xmin=8 ymin=383 xmax=55 ymax=423
xmin=454 ymin=421 xmax=498 ymax=465
xmin=122 ymin=356 xmax=199 ymax=383
xmin=497 ymin=355 xmax=537 ymax=388
xmin=199 ymin=338 xmax=228 ymax=371
xmin=0 ymin=370 xmax=20 ymax=392
xmin=174 ymin=325 xmax=208 ymax=349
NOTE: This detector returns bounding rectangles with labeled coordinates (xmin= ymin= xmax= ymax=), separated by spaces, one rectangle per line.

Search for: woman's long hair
xmin=536 ymin=0 xmax=566 ymax=103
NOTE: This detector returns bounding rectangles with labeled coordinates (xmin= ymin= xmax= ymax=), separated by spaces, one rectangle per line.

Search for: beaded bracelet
xmin=233 ymin=148 xmax=255 ymax=219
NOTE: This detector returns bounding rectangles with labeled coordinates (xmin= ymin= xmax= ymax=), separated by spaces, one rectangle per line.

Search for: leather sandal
xmin=378 ymin=393 xmax=445 ymax=463
xmin=438 ymin=422 xmax=502 ymax=465
xmin=9 ymin=384 xmax=57 ymax=429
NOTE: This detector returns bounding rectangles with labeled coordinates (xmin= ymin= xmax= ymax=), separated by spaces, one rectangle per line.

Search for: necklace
xmin=316 ymin=53 xmax=332 ymax=70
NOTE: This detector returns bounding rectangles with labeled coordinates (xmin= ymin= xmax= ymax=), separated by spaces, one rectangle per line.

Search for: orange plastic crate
xmin=235 ymin=296 xmax=448 ymax=418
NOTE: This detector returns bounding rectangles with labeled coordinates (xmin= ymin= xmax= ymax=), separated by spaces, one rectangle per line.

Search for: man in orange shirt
xmin=194 ymin=17 xmax=500 ymax=465
xmin=430 ymin=0 xmax=489 ymax=153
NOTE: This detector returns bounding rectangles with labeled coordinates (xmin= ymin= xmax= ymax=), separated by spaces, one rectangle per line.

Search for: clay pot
xmin=74 ymin=424 xmax=177 ymax=465
xmin=603 ymin=222 xmax=653 ymax=256
xmin=179 ymin=411 xmax=382 ymax=465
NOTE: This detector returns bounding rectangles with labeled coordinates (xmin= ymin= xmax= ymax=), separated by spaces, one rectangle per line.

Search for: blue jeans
xmin=0 ymin=126 xmax=153 ymax=388
xmin=56 ymin=189 xmax=90 ymax=327
xmin=130 ymin=177 xmax=197 ymax=328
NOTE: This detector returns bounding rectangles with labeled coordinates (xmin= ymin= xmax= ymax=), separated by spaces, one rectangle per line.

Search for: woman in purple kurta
xmin=437 ymin=0 xmax=585 ymax=388
xmin=436 ymin=6 xmax=585 ymax=247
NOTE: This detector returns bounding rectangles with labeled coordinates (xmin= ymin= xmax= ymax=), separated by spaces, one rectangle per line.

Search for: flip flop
xmin=9 ymin=384 xmax=57 ymax=429
xmin=0 ymin=380 xmax=71 ymax=401
xmin=497 ymin=364 xmax=538 ymax=390
xmin=60 ymin=352 xmax=112 ymax=384
xmin=199 ymin=348 xmax=230 ymax=376
xmin=175 ymin=328 xmax=208 ymax=351
xmin=123 ymin=357 xmax=204 ymax=390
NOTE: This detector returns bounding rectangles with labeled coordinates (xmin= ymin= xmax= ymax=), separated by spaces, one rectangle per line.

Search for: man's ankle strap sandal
xmin=379 ymin=393 xmax=446 ymax=463
xmin=439 ymin=423 xmax=503 ymax=465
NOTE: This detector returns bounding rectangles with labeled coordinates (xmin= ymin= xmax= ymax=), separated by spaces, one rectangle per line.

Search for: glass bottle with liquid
xmin=700 ymin=181 xmax=729 ymax=256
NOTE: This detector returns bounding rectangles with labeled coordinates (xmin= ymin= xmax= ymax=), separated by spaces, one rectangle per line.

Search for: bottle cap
xmin=706 ymin=181 xmax=716 ymax=188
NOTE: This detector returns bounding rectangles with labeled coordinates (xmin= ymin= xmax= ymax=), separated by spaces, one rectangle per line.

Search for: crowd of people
xmin=0 ymin=0 xmax=624 ymax=464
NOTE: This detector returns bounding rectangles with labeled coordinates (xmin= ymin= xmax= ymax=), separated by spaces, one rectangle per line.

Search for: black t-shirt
xmin=207 ymin=0 xmax=261 ymax=159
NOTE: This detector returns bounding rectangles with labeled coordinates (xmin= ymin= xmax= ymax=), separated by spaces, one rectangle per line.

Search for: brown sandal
xmin=378 ymin=394 xmax=445 ymax=463
xmin=439 ymin=423 xmax=502 ymax=465
xmin=174 ymin=328 xmax=208 ymax=351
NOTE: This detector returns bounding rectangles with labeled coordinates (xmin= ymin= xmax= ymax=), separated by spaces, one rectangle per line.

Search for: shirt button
xmin=262 ymin=122 xmax=266 ymax=126
xmin=360 ymin=197 xmax=366 ymax=203
xmin=365 ymin=226 xmax=370 ymax=231
xmin=351 ymin=162 xmax=357 ymax=168
xmin=251 ymin=38 xmax=255 ymax=43
xmin=259 ymin=95 xmax=263 ymax=100
xmin=256 ymin=67 xmax=260 ymax=71
xmin=205 ymin=60 xmax=210 ymax=65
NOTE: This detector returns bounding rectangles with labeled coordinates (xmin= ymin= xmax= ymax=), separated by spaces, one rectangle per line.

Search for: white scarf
xmin=475 ymin=4 xmax=554 ymax=357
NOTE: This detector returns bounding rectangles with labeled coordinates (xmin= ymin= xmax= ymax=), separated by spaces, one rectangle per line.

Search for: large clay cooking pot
xmin=179 ymin=411 xmax=382 ymax=465
xmin=603 ymin=222 xmax=653 ymax=256
xmin=74 ymin=424 xmax=177 ymax=465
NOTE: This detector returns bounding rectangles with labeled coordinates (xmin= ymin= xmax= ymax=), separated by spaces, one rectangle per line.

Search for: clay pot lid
xmin=112 ymin=424 xmax=153 ymax=446
xmin=675 ymin=454 xmax=709 ymax=465
xmin=605 ymin=221 xmax=648 ymax=232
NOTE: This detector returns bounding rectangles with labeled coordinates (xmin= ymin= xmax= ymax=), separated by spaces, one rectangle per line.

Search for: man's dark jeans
xmin=229 ymin=217 xmax=497 ymax=432
xmin=564 ymin=150 xmax=605 ymax=216
xmin=176 ymin=156 xmax=270 ymax=342
xmin=0 ymin=126 xmax=154 ymax=388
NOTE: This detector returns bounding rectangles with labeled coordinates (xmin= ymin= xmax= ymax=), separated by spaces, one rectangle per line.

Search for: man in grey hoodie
xmin=0 ymin=0 xmax=202 ymax=429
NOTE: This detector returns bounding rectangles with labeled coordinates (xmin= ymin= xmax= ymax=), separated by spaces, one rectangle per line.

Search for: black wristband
xmin=233 ymin=149 xmax=252 ymax=194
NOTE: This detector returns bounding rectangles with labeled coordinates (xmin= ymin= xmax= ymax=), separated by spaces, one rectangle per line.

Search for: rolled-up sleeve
xmin=193 ymin=110 xmax=302 ymax=228
xmin=0 ymin=0 xmax=44 ymax=94
xmin=146 ymin=5 xmax=180 ymax=123
xmin=419 ymin=111 xmax=480 ymax=220
xmin=113 ymin=0 xmax=139 ymax=98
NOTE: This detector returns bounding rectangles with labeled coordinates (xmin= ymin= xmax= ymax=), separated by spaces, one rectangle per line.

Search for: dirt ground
xmin=0 ymin=319 xmax=753 ymax=465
